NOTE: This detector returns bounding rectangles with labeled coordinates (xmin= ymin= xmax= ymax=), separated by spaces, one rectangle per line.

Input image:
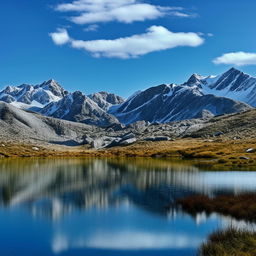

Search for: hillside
xmin=0 ymin=101 xmax=256 ymax=169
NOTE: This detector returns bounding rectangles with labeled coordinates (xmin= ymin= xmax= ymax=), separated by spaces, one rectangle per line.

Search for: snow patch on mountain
xmin=185 ymin=68 xmax=256 ymax=107
xmin=0 ymin=79 xmax=67 ymax=110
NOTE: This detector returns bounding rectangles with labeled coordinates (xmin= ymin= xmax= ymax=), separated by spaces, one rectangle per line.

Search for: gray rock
xmin=128 ymin=121 xmax=150 ymax=132
xmin=89 ymin=92 xmax=124 ymax=111
xmin=83 ymin=135 xmax=93 ymax=144
xmin=121 ymin=132 xmax=136 ymax=141
xmin=239 ymin=156 xmax=250 ymax=160
xmin=194 ymin=109 xmax=215 ymax=119
xmin=246 ymin=148 xmax=255 ymax=153
xmin=214 ymin=131 xmax=224 ymax=137
xmin=91 ymin=137 xmax=107 ymax=149
xmin=119 ymin=138 xmax=137 ymax=146
xmin=107 ymin=123 xmax=125 ymax=131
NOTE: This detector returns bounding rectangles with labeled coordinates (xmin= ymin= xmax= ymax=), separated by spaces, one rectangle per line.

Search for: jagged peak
xmin=221 ymin=67 xmax=254 ymax=79
xmin=72 ymin=90 xmax=85 ymax=98
xmin=227 ymin=67 xmax=240 ymax=72
xmin=186 ymin=73 xmax=205 ymax=85
xmin=192 ymin=73 xmax=204 ymax=79
xmin=40 ymin=79 xmax=60 ymax=87
xmin=224 ymin=67 xmax=243 ymax=75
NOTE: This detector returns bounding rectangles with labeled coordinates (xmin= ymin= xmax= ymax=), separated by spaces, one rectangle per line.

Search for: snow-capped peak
xmin=183 ymin=68 xmax=256 ymax=107
xmin=0 ymin=79 xmax=67 ymax=110
xmin=185 ymin=73 xmax=207 ymax=86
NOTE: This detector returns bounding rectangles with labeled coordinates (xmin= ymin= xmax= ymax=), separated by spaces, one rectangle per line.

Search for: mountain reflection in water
xmin=0 ymin=158 xmax=255 ymax=256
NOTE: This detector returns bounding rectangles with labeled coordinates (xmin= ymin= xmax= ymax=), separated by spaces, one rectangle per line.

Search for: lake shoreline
xmin=1 ymin=138 xmax=256 ymax=170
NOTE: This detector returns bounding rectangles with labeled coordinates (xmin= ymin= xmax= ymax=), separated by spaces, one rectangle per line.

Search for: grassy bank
xmin=0 ymin=138 xmax=256 ymax=169
xmin=178 ymin=193 xmax=256 ymax=221
xmin=199 ymin=228 xmax=256 ymax=256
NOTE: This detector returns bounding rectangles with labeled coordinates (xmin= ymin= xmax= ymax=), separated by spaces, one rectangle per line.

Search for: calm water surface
xmin=0 ymin=158 xmax=255 ymax=256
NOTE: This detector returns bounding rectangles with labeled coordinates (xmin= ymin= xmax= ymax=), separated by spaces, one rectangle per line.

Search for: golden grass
xmin=199 ymin=228 xmax=256 ymax=256
xmin=0 ymin=138 xmax=256 ymax=169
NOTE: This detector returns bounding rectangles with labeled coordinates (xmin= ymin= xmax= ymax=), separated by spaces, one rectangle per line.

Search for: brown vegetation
xmin=178 ymin=193 xmax=256 ymax=221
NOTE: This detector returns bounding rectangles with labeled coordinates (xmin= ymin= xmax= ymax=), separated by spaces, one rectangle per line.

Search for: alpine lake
xmin=0 ymin=158 xmax=255 ymax=256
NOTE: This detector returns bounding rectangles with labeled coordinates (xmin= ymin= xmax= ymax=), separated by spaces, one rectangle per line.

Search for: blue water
xmin=0 ymin=158 xmax=255 ymax=256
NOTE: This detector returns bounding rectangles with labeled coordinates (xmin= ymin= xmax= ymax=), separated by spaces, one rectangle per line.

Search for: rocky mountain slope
xmin=40 ymin=91 xmax=120 ymax=127
xmin=110 ymin=83 xmax=251 ymax=124
xmin=0 ymin=101 xmax=101 ymax=145
xmin=0 ymin=80 xmax=123 ymax=127
xmin=1 ymin=100 xmax=256 ymax=152
xmin=0 ymin=101 xmax=206 ymax=149
xmin=88 ymin=91 xmax=124 ymax=111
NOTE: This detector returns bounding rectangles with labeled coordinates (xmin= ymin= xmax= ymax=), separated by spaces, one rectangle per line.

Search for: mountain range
xmin=0 ymin=68 xmax=255 ymax=127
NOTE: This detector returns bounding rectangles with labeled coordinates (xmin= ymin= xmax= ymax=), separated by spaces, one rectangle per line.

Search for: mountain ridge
xmin=1 ymin=67 xmax=255 ymax=127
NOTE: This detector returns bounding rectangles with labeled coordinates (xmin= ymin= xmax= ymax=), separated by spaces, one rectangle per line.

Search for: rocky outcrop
xmin=90 ymin=133 xmax=137 ymax=149
xmin=40 ymin=91 xmax=120 ymax=127
xmin=89 ymin=91 xmax=124 ymax=110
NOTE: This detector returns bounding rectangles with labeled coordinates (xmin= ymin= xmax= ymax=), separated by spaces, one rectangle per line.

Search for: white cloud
xmin=49 ymin=28 xmax=70 ymax=45
xmin=213 ymin=51 xmax=256 ymax=66
xmin=55 ymin=0 xmax=136 ymax=12
xmin=70 ymin=4 xmax=168 ymax=24
xmin=83 ymin=24 xmax=99 ymax=32
xmin=55 ymin=0 xmax=193 ymax=25
xmin=50 ymin=26 xmax=204 ymax=59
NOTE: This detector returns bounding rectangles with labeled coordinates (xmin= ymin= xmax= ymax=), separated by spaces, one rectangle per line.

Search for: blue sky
xmin=1 ymin=0 xmax=256 ymax=97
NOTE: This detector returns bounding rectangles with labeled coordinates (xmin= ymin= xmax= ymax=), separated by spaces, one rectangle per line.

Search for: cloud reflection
xmin=52 ymin=231 xmax=203 ymax=253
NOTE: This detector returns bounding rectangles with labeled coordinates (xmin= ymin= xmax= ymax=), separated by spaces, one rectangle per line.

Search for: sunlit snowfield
xmin=0 ymin=158 xmax=255 ymax=256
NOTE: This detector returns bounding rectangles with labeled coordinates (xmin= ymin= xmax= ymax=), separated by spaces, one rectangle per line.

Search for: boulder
xmin=213 ymin=131 xmax=224 ymax=137
xmin=121 ymin=132 xmax=136 ymax=141
xmin=83 ymin=135 xmax=93 ymax=144
xmin=239 ymin=156 xmax=250 ymax=160
xmin=107 ymin=123 xmax=125 ymax=131
xmin=119 ymin=138 xmax=137 ymax=146
xmin=246 ymin=148 xmax=255 ymax=153
xmin=91 ymin=137 xmax=115 ymax=149
xmin=128 ymin=121 xmax=150 ymax=133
